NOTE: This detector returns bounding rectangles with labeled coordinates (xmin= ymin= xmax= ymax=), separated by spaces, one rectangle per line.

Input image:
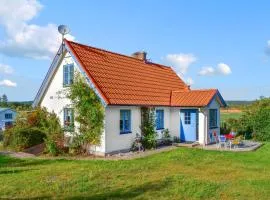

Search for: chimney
xmin=132 ymin=51 xmax=147 ymax=61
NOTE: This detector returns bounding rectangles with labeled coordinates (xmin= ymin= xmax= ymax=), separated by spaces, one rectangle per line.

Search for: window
xmin=5 ymin=113 xmax=12 ymax=119
xmin=64 ymin=108 xmax=74 ymax=131
xmin=184 ymin=111 xmax=191 ymax=124
xmin=209 ymin=109 xmax=218 ymax=129
xmin=120 ymin=110 xmax=131 ymax=134
xmin=63 ymin=64 xmax=74 ymax=86
xmin=5 ymin=121 xmax=13 ymax=127
xmin=156 ymin=109 xmax=164 ymax=130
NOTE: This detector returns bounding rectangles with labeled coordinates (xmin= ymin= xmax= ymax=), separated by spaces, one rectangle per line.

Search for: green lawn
xmin=221 ymin=112 xmax=242 ymax=122
xmin=1 ymin=144 xmax=270 ymax=200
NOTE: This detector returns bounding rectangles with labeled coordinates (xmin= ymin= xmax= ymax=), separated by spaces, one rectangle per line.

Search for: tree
xmin=2 ymin=94 xmax=8 ymax=103
xmin=64 ymin=73 xmax=105 ymax=153
xmin=222 ymin=98 xmax=270 ymax=141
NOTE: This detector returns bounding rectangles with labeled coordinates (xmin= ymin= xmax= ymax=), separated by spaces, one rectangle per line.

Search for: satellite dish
xmin=58 ymin=25 xmax=70 ymax=35
xmin=57 ymin=25 xmax=70 ymax=55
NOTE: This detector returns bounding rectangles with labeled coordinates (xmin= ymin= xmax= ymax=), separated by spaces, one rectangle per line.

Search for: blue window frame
xmin=209 ymin=109 xmax=218 ymax=129
xmin=5 ymin=113 xmax=12 ymax=119
xmin=156 ymin=109 xmax=164 ymax=130
xmin=120 ymin=110 xmax=131 ymax=134
xmin=64 ymin=108 xmax=74 ymax=131
xmin=184 ymin=111 xmax=191 ymax=125
xmin=63 ymin=64 xmax=74 ymax=86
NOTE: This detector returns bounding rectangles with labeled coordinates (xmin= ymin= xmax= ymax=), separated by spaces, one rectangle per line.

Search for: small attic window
xmin=63 ymin=63 xmax=74 ymax=86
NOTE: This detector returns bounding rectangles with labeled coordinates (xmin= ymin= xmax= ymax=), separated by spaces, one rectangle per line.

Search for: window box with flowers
xmin=63 ymin=108 xmax=75 ymax=132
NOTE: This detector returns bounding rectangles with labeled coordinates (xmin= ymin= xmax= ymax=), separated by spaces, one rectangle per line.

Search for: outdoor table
xmin=224 ymin=134 xmax=235 ymax=149
xmin=225 ymin=134 xmax=234 ymax=139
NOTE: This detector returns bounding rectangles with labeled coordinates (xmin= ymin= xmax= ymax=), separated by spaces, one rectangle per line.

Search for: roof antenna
xmin=58 ymin=25 xmax=70 ymax=55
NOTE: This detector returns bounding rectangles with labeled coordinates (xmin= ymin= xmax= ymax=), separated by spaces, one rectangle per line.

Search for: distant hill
xmin=225 ymin=100 xmax=254 ymax=108
xmin=8 ymin=101 xmax=33 ymax=105
xmin=0 ymin=101 xmax=33 ymax=110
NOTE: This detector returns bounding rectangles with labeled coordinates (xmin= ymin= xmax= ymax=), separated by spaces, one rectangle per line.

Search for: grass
xmin=221 ymin=112 xmax=242 ymax=122
xmin=0 ymin=144 xmax=270 ymax=199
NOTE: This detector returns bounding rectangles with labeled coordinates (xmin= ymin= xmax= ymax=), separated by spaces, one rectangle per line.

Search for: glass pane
xmin=69 ymin=65 xmax=74 ymax=84
xmin=64 ymin=65 xmax=69 ymax=85
xmin=124 ymin=119 xmax=129 ymax=130
xmin=120 ymin=120 xmax=123 ymax=131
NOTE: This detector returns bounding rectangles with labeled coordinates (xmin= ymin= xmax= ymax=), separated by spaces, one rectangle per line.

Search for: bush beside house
xmin=3 ymin=107 xmax=63 ymax=154
xmin=221 ymin=98 xmax=270 ymax=141
xmin=62 ymin=73 xmax=105 ymax=154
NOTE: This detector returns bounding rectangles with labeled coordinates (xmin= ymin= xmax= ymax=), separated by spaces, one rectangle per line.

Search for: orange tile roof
xmin=171 ymin=89 xmax=220 ymax=107
xmin=65 ymin=40 xmax=224 ymax=107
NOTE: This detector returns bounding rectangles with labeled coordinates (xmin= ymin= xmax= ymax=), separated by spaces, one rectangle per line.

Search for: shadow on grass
xmin=69 ymin=181 xmax=168 ymax=200
xmin=0 ymin=168 xmax=39 ymax=175
xmin=0 ymin=154 xmax=64 ymax=168
xmin=3 ymin=180 xmax=171 ymax=200
xmin=0 ymin=197 xmax=51 ymax=200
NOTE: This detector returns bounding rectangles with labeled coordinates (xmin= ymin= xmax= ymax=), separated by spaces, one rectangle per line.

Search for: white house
xmin=0 ymin=108 xmax=16 ymax=131
xmin=33 ymin=39 xmax=226 ymax=155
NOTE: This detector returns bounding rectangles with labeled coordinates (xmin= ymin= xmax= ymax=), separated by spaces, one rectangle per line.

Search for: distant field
xmin=221 ymin=110 xmax=242 ymax=122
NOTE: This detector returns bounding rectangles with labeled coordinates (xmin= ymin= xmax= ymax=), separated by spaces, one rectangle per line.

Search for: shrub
xmin=62 ymin=72 xmax=105 ymax=153
xmin=173 ymin=136 xmax=180 ymax=143
xmin=4 ymin=127 xmax=46 ymax=151
xmin=161 ymin=129 xmax=172 ymax=145
xmin=141 ymin=107 xmax=157 ymax=149
xmin=222 ymin=98 xmax=270 ymax=141
xmin=44 ymin=138 xmax=59 ymax=156
xmin=3 ymin=107 xmax=63 ymax=153
xmin=0 ymin=131 xmax=3 ymax=141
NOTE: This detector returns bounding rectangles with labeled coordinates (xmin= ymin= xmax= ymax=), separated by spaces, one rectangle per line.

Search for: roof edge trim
xmin=64 ymin=39 xmax=110 ymax=105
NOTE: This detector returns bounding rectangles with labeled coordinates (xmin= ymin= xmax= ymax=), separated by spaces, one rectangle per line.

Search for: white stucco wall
xmin=104 ymin=106 xmax=181 ymax=153
xmin=105 ymin=105 xmax=141 ymax=153
xmin=169 ymin=107 xmax=181 ymax=139
xmin=39 ymin=52 xmax=106 ymax=153
xmin=40 ymin=52 xmax=73 ymax=118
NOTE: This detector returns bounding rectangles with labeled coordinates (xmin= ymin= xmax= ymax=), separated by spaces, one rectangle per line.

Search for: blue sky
xmin=0 ymin=0 xmax=270 ymax=101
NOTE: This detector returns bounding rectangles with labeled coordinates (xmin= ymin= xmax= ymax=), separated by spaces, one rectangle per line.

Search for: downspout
xmin=203 ymin=108 xmax=208 ymax=148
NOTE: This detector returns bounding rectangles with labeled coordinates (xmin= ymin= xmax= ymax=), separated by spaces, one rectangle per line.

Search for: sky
xmin=0 ymin=0 xmax=270 ymax=101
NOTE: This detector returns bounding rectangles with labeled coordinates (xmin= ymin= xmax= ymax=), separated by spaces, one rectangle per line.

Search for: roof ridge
xmin=172 ymin=88 xmax=217 ymax=93
xmin=191 ymin=88 xmax=217 ymax=91
xmin=65 ymin=39 xmax=171 ymax=68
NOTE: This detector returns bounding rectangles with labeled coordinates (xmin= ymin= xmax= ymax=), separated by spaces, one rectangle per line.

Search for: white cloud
xmin=165 ymin=53 xmax=197 ymax=75
xmin=265 ymin=40 xmax=270 ymax=56
xmin=0 ymin=64 xmax=14 ymax=74
xmin=0 ymin=79 xmax=17 ymax=87
xmin=217 ymin=63 xmax=231 ymax=75
xmin=185 ymin=77 xmax=194 ymax=85
xmin=198 ymin=66 xmax=215 ymax=76
xmin=177 ymin=73 xmax=194 ymax=86
xmin=198 ymin=63 xmax=232 ymax=76
xmin=0 ymin=0 xmax=75 ymax=59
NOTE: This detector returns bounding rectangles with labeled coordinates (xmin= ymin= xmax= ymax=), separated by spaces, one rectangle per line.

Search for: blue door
xmin=180 ymin=109 xmax=198 ymax=142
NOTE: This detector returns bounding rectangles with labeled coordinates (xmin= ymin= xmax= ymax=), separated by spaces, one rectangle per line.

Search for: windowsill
xmin=120 ymin=131 xmax=132 ymax=135
xmin=63 ymin=84 xmax=71 ymax=88
xmin=156 ymin=128 xmax=164 ymax=130
xmin=209 ymin=126 xmax=218 ymax=129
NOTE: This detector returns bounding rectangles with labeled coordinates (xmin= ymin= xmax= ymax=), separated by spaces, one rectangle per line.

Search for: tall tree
xmin=1 ymin=94 xmax=8 ymax=106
